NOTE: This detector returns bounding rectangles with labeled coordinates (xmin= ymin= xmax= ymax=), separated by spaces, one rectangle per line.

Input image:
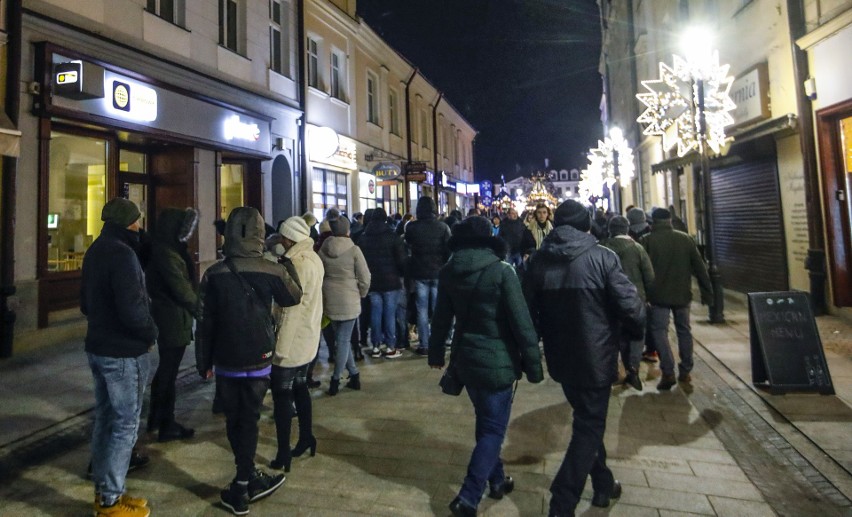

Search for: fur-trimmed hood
xmin=448 ymin=234 xmax=507 ymax=261
xmin=154 ymin=208 xmax=199 ymax=247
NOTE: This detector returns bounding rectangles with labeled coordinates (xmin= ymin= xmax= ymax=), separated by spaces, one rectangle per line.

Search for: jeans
xmin=457 ymin=386 xmax=513 ymax=508
xmin=332 ymin=319 xmax=359 ymax=381
xmin=369 ymin=290 xmax=400 ymax=349
xmin=648 ymin=305 xmax=693 ymax=377
xmin=507 ymin=252 xmax=523 ymax=268
xmin=550 ymin=385 xmax=614 ymax=514
xmin=414 ymin=279 xmax=439 ymax=349
xmin=148 ymin=345 xmax=186 ymax=430
xmin=216 ymin=375 xmax=270 ymax=481
xmin=88 ymin=352 xmax=150 ymax=505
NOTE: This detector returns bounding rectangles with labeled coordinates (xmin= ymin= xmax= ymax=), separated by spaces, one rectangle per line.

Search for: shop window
xmin=269 ymin=0 xmax=290 ymax=75
xmin=220 ymin=163 xmax=245 ymax=220
xmin=330 ymin=50 xmax=346 ymax=101
xmin=388 ymin=88 xmax=399 ymax=135
xmin=119 ymin=150 xmax=146 ymax=174
xmin=147 ymin=0 xmax=186 ymax=26
xmin=219 ymin=0 xmax=242 ymax=53
xmin=367 ymin=71 xmax=379 ymax=125
xmin=47 ymin=133 xmax=108 ymax=272
xmin=307 ymin=37 xmax=319 ymax=89
xmin=311 ymin=168 xmax=348 ymax=222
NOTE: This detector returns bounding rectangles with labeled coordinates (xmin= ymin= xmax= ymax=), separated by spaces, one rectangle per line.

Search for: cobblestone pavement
xmin=1 ymin=330 xmax=850 ymax=516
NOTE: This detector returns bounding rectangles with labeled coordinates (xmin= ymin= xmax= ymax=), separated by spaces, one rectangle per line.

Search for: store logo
xmin=224 ymin=115 xmax=261 ymax=142
xmin=107 ymin=79 xmax=157 ymax=122
xmin=56 ymin=70 xmax=78 ymax=85
xmin=113 ymin=81 xmax=131 ymax=111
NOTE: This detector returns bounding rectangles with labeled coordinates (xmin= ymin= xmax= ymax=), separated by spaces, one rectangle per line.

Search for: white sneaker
xmin=370 ymin=347 xmax=382 ymax=358
xmin=384 ymin=349 xmax=403 ymax=359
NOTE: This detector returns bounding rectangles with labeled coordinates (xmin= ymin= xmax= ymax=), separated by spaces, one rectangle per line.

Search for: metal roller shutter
xmin=710 ymin=160 xmax=788 ymax=293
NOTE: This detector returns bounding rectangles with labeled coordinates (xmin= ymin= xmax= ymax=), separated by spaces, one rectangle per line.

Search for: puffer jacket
xmin=146 ymin=208 xmax=200 ymax=348
xmin=601 ymin=235 xmax=655 ymax=302
xmin=524 ymin=225 xmax=645 ymax=387
xmin=497 ymin=217 xmax=526 ymax=254
xmin=404 ymin=198 xmax=451 ymax=280
xmin=428 ymin=236 xmax=543 ymax=390
xmin=273 ymin=237 xmax=324 ymax=368
xmin=196 ymin=207 xmax=303 ymax=374
xmin=81 ymin=222 xmax=158 ymax=358
xmin=358 ymin=221 xmax=406 ymax=292
xmin=640 ymin=220 xmax=713 ymax=307
xmin=319 ymin=236 xmax=370 ymax=321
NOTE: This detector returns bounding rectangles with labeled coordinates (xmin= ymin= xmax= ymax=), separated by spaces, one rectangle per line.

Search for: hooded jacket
xmin=428 ymin=234 xmax=543 ymax=390
xmin=601 ymin=235 xmax=655 ymax=302
xmin=358 ymin=220 xmax=406 ymax=292
xmin=273 ymin=237 xmax=325 ymax=368
xmin=81 ymin=222 xmax=159 ymax=358
xmin=404 ymin=198 xmax=451 ymax=280
xmin=497 ymin=217 xmax=526 ymax=254
xmin=318 ymin=236 xmax=371 ymax=320
xmin=524 ymin=225 xmax=645 ymax=387
xmin=146 ymin=208 xmax=200 ymax=348
xmin=640 ymin=220 xmax=713 ymax=307
xmin=196 ymin=207 xmax=303 ymax=374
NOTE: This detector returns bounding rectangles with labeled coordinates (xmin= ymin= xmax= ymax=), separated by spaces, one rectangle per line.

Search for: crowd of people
xmin=80 ymin=194 xmax=713 ymax=517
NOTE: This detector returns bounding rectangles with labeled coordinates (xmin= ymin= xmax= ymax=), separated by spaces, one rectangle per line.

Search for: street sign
xmin=406 ymin=172 xmax=428 ymax=182
xmin=405 ymin=161 xmax=427 ymax=174
xmin=481 ymin=196 xmax=493 ymax=207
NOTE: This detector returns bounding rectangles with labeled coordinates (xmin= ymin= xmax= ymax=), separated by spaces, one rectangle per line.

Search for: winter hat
xmin=371 ymin=207 xmax=388 ymax=223
xmin=279 ymin=216 xmax=311 ymax=243
xmin=330 ymin=216 xmax=350 ymax=236
xmin=553 ymin=200 xmax=592 ymax=232
xmin=302 ymin=212 xmax=318 ymax=227
xmin=325 ymin=207 xmax=341 ymax=222
xmin=101 ymin=198 xmax=141 ymax=227
xmin=452 ymin=216 xmax=493 ymax=240
xmin=626 ymin=207 xmax=649 ymax=233
xmin=652 ymin=207 xmax=672 ymax=221
xmin=319 ymin=220 xmax=331 ymax=234
xmin=608 ymin=215 xmax=630 ymax=237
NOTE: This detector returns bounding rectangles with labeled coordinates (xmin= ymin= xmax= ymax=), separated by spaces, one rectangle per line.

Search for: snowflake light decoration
xmin=636 ymin=52 xmax=735 ymax=157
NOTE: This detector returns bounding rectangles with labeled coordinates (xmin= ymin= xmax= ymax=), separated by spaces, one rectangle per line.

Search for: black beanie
xmin=608 ymin=215 xmax=629 ymax=236
xmin=452 ymin=216 xmax=492 ymax=240
xmin=652 ymin=208 xmax=671 ymax=221
xmin=102 ymin=198 xmax=141 ymax=227
xmin=554 ymin=200 xmax=592 ymax=232
xmin=371 ymin=207 xmax=388 ymax=223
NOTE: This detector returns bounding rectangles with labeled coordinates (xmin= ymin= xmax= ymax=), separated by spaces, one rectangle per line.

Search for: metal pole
xmin=697 ymin=79 xmax=725 ymax=323
xmin=612 ymin=149 xmax=621 ymax=213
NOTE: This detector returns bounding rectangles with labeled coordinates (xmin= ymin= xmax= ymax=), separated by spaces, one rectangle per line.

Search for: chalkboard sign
xmin=749 ymin=291 xmax=834 ymax=395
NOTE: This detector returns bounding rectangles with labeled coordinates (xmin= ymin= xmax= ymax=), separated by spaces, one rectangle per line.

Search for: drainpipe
xmin=431 ymin=92 xmax=443 ymax=209
xmin=296 ymin=0 xmax=308 ymax=215
xmin=403 ymin=68 xmax=417 ymax=214
xmin=787 ymin=0 xmax=827 ymax=315
xmin=1 ymin=0 xmax=21 ymax=358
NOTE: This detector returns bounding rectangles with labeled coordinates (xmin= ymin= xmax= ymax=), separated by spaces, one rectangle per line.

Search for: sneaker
xmin=94 ymin=499 xmax=151 ymax=517
xmin=247 ymin=469 xmax=286 ymax=502
xmin=414 ymin=347 xmax=428 ymax=356
xmin=624 ymin=371 xmax=643 ymax=391
xmin=220 ymin=481 xmax=250 ymax=515
xmin=383 ymin=349 xmax=403 ymax=359
xmin=641 ymin=351 xmax=659 ymax=363
xmin=657 ymin=374 xmax=677 ymax=391
xmin=678 ymin=372 xmax=692 ymax=383
xmin=370 ymin=347 xmax=382 ymax=358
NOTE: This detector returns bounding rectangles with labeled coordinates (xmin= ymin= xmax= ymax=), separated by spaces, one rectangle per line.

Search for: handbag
xmin=438 ymin=262 xmax=497 ymax=396
xmin=224 ymin=258 xmax=278 ymax=348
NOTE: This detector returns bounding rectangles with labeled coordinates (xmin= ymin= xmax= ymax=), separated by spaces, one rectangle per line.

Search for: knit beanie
xmin=101 ymin=198 xmax=141 ymax=227
xmin=302 ymin=212 xmax=318 ymax=227
xmin=452 ymin=216 xmax=493 ymax=240
xmin=279 ymin=216 xmax=311 ymax=243
xmin=626 ymin=207 xmax=649 ymax=233
xmin=652 ymin=207 xmax=672 ymax=221
xmin=325 ymin=207 xmax=341 ymax=222
xmin=330 ymin=216 xmax=350 ymax=236
xmin=608 ymin=215 xmax=630 ymax=237
xmin=553 ymin=200 xmax=592 ymax=232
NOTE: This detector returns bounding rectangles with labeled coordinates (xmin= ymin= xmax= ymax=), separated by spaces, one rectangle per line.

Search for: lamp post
xmin=636 ymin=27 xmax=735 ymax=324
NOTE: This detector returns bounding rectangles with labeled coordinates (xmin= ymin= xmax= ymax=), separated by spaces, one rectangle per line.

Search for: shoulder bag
xmin=224 ymin=258 xmax=278 ymax=348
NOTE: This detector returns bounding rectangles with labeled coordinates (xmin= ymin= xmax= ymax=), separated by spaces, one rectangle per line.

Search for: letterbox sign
xmin=50 ymin=53 xmax=271 ymax=155
xmin=54 ymin=60 xmax=105 ymax=100
xmin=372 ymin=162 xmax=401 ymax=180
xmin=730 ymin=63 xmax=771 ymax=129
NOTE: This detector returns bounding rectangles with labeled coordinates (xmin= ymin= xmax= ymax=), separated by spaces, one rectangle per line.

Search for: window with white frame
xmin=366 ymin=71 xmax=379 ymax=125
xmin=269 ymin=0 xmax=290 ymax=75
xmin=147 ymin=0 xmax=185 ymax=26
xmin=219 ymin=0 xmax=240 ymax=53
xmin=330 ymin=50 xmax=345 ymax=100
xmin=307 ymin=37 xmax=319 ymax=89
xmin=388 ymin=88 xmax=399 ymax=135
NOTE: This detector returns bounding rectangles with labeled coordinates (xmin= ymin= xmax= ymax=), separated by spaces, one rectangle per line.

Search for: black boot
xmin=328 ymin=378 xmax=340 ymax=396
xmin=292 ymin=382 xmax=316 ymax=457
xmin=345 ymin=373 xmax=361 ymax=390
xmin=270 ymin=388 xmax=294 ymax=472
xmin=352 ymin=341 xmax=364 ymax=361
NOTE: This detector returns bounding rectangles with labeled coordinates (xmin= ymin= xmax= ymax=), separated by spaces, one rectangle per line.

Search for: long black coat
xmin=357 ymin=221 xmax=406 ymax=292
xmin=524 ymin=225 xmax=645 ymax=387
xmin=404 ymin=212 xmax=451 ymax=280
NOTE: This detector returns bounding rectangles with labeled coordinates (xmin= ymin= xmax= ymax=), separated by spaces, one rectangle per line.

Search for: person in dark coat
xmin=357 ymin=207 xmax=407 ymax=359
xmin=349 ymin=212 xmax=365 ymax=242
xmin=641 ymin=208 xmax=713 ymax=390
xmin=428 ymin=217 xmax=543 ymax=516
xmin=146 ymin=208 xmax=200 ymax=442
xmin=626 ymin=206 xmax=657 ymax=362
xmin=404 ymin=197 xmax=451 ymax=355
xmin=524 ymin=200 xmax=645 ymax=516
xmin=497 ymin=208 xmax=525 ymax=267
xmin=81 ymin=197 xmax=158 ymax=516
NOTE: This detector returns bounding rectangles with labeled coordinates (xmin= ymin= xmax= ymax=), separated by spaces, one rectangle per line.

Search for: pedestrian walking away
xmin=524 ymin=200 xmax=645 ymax=516
xmin=428 ymin=216 xmax=543 ymax=517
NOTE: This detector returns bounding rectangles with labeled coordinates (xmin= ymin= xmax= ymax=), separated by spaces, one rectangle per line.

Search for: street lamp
xmin=636 ymin=27 xmax=735 ymax=323
xmin=579 ymin=127 xmax=634 ymax=212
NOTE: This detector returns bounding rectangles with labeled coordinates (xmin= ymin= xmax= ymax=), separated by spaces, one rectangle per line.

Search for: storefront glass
xmin=842 ymin=116 xmax=852 ymax=230
xmin=312 ymin=167 xmax=349 ymax=222
xmin=220 ymin=163 xmax=245 ymax=220
xmin=359 ymin=172 xmax=377 ymax=211
xmin=47 ymin=132 xmax=108 ymax=272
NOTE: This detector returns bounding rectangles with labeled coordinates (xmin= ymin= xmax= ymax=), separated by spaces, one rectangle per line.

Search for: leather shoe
xmin=591 ymin=480 xmax=621 ymax=508
xmin=488 ymin=475 xmax=514 ymax=500
xmin=657 ymin=374 xmax=677 ymax=391
xmin=158 ymin=422 xmax=195 ymax=442
xmin=449 ymin=497 xmax=476 ymax=517
xmin=624 ymin=371 xmax=643 ymax=391
xmin=678 ymin=372 xmax=692 ymax=383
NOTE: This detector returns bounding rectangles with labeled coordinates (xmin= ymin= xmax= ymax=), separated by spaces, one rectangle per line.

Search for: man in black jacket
xmin=404 ymin=197 xmax=451 ymax=355
xmin=497 ymin=208 xmax=526 ymax=267
xmin=82 ymin=197 xmax=157 ymax=517
xmin=196 ymin=207 xmax=302 ymax=515
xmin=524 ymin=200 xmax=645 ymax=517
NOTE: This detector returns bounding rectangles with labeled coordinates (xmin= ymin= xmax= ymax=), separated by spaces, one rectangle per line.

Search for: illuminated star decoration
xmin=578 ymin=128 xmax=634 ymax=208
xmin=636 ymin=53 xmax=735 ymax=157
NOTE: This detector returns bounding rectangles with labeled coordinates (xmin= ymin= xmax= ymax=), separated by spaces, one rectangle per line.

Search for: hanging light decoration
xmin=578 ymin=128 xmax=633 ymax=209
xmin=636 ymin=53 xmax=735 ymax=157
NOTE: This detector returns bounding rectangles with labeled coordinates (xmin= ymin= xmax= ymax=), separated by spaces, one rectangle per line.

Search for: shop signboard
xmin=372 ymin=162 xmax=402 ymax=180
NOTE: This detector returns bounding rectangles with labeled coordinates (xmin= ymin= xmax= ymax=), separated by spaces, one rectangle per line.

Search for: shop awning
xmin=651 ymin=151 xmax=700 ymax=173
xmin=0 ymin=112 xmax=20 ymax=158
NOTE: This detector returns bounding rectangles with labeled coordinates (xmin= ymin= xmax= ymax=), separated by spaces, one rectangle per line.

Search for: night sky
xmin=356 ymin=0 xmax=603 ymax=183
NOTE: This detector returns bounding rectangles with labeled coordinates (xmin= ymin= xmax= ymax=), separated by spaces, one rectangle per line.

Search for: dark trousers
xmin=216 ymin=375 xmax=269 ymax=481
xmin=148 ymin=345 xmax=187 ymax=430
xmin=550 ymin=385 xmax=614 ymax=514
